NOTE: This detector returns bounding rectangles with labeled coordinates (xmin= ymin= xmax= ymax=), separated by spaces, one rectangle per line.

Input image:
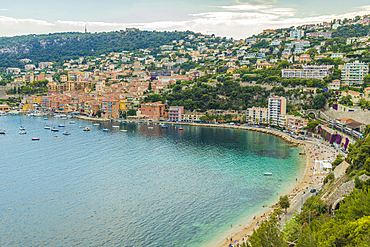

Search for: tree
xmin=96 ymin=110 xmax=102 ymax=118
xmin=127 ymin=109 xmax=136 ymax=116
xmin=304 ymin=120 xmax=320 ymax=132
xmin=248 ymin=214 xmax=287 ymax=247
xmin=279 ymin=195 xmax=290 ymax=213
xmin=148 ymin=82 xmax=152 ymax=91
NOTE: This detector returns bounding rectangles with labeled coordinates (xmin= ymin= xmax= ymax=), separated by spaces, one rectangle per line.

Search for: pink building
xmin=168 ymin=106 xmax=184 ymax=122
xmin=286 ymin=115 xmax=309 ymax=132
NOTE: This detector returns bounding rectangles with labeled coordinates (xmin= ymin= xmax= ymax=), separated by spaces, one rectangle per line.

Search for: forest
xmin=0 ymin=30 xmax=194 ymax=68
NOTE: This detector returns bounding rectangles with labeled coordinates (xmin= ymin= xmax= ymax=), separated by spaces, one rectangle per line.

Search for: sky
xmin=0 ymin=0 xmax=370 ymax=39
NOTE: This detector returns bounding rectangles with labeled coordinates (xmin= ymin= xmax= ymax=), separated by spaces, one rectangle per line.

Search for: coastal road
xmin=281 ymin=184 xmax=322 ymax=225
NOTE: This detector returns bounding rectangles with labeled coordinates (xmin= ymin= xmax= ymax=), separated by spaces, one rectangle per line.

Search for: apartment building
xmin=282 ymin=65 xmax=333 ymax=79
xmin=246 ymin=107 xmax=268 ymax=123
xmin=341 ymin=61 xmax=369 ymax=86
xmin=268 ymin=96 xmax=287 ymax=126
xmin=140 ymin=101 xmax=167 ymax=120
xmin=102 ymin=98 xmax=119 ymax=118
xmin=168 ymin=106 xmax=184 ymax=122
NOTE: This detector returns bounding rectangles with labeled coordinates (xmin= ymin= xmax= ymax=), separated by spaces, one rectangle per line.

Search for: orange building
xmin=102 ymin=98 xmax=119 ymax=118
xmin=140 ymin=101 xmax=167 ymax=120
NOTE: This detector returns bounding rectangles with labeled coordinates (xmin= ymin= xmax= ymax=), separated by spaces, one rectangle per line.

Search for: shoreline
xmin=214 ymin=135 xmax=338 ymax=247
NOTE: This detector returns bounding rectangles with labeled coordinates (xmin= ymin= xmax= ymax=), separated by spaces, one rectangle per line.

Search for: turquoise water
xmin=0 ymin=116 xmax=305 ymax=246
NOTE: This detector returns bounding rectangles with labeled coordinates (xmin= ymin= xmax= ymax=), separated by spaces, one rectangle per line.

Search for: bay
xmin=0 ymin=115 xmax=305 ymax=246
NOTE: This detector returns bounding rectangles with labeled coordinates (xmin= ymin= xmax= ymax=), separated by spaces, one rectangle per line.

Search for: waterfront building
xmin=268 ymin=96 xmax=287 ymax=126
xmin=341 ymin=61 xmax=369 ymax=86
xmin=286 ymin=115 xmax=309 ymax=132
xmin=181 ymin=114 xmax=202 ymax=122
xmin=140 ymin=101 xmax=167 ymax=120
xmin=102 ymin=98 xmax=119 ymax=118
xmin=246 ymin=107 xmax=268 ymax=124
xmin=168 ymin=106 xmax=184 ymax=122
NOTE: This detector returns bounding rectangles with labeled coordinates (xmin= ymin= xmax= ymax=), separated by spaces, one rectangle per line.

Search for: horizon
xmin=1 ymin=1 xmax=370 ymax=39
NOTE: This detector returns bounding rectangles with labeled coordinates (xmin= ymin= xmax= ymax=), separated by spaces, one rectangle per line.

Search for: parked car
xmin=310 ymin=189 xmax=316 ymax=193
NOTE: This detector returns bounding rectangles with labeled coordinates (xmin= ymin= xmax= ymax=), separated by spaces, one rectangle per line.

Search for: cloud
xmin=0 ymin=9 xmax=9 ymax=11
xmin=219 ymin=4 xmax=269 ymax=11
xmin=1 ymin=5 xmax=370 ymax=39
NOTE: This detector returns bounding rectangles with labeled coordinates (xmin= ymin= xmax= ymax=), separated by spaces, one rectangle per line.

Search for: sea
xmin=0 ymin=115 xmax=305 ymax=246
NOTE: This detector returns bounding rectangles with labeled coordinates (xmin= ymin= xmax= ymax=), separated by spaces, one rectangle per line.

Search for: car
xmin=310 ymin=189 xmax=316 ymax=193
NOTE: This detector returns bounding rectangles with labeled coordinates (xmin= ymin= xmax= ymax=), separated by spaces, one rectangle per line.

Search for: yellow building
xmin=22 ymin=103 xmax=33 ymax=111
xmin=120 ymin=99 xmax=129 ymax=110
xmin=33 ymin=96 xmax=42 ymax=104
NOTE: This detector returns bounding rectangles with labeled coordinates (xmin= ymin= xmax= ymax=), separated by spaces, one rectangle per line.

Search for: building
xmin=102 ymin=98 xmax=119 ymax=118
xmin=329 ymin=79 xmax=341 ymax=90
xmin=246 ymin=107 xmax=268 ymax=123
xmin=282 ymin=65 xmax=333 ymax=79
xmin=341 ymin=61 xmax=369 ymax=86
xmin=25 ymin=64 xmax=36 ymax=70
xmin=286 ymin=115 xmax=309 ymax=132
xmin=268 ymin=96 xmax=286 ymax=126
xmin=290 ymin=29 xmax=304 ymax=40
xmin=341 ymin=90 xmax=362 ymax=106
xmin=140 ymin=101 xmax=167 ymax=120
xmin=182 ymin=114 xmax=202 ymax=122
xmin=168 ymin=106 xmax=184 ymax=122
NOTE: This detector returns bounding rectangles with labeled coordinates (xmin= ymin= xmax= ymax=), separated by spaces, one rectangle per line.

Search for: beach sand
xmin=217 ymin=138 xmax=340 ymax=247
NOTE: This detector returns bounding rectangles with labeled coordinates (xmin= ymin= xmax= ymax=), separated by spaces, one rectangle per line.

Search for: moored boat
xmin=264 ymin=172 xmax=272 ymax=176
xmin=63 ymin=131 xmax=70 ymax=135
xmin=112 ymin=125 xmax=119 ymax=128
xmin=44 ymin=125 xmax=51 ymax=130
xmin=120 ymin=130 xmax=128 ymax=132
xmin=58 ymin=124 xmax=65 ymax=127
xmin=148 ymin=127 xmax=154 ymax=129
xmin=32 ymin=138 xmax=40 ymax=141
xmin=19 ymin=131 xmax=27 ymax=134
xmin=179 ymin=128 xmax=184 ymax=130
xmin=83 ymin=127 xmax=90 ymax=131
xmin=51 ymin=127 xmax=59 ymax=132
xmin=0 ymin=130 xmax=5 ymax=134
xmin=103 ymin=128 xmax=109 ymax=132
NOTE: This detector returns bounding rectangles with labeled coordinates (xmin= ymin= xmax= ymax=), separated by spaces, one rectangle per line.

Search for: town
xmin=1 ymin=16 xmax=370 ymax=146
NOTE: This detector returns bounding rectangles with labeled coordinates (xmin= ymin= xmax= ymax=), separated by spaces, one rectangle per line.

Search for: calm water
xmin=0 ymin=115 xmax=305 ymax=246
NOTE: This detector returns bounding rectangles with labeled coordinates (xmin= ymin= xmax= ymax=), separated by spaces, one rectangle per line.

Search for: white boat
xmin=63 ymin=131 xmax=70 ymax=135
xmin=51 ymin=127 xmax=59 ymax=132
xmin=0 ymin=130 xmax=5 ymax=134
xmin=93 ymin=123 xmax=100 ymax=126
xmin=19 ymin=131 xmax=27 ymax=134
xmin=44 ymin=125 xmax=51 ymax=130
xmin=70 ymin=121 xmax=75 ymax=124
xmin=58 ymin=124 xmax=65 ymax=127
xmin=264 ymin=172 xmax=272 ymax=176
xmin=19 ymin=126 xmax=25 ymax=130
xmin=44 ymin=118 xmax=48 ymax=120
xmin=103 ymin=128 xmax=109 ymax=132
xmin=112 ymin=125 xmax=119 ymax=128
xmin=148 ymin=127 xmax=154 ymax=129
xmin=83 ymin=127 xmax=90 ymax=131
xmin=120 ymin=130 xmax=128 ymax=132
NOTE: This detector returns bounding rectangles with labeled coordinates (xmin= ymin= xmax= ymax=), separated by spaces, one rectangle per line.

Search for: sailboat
xmin=19 ymin=115 xmax=25 ymax=130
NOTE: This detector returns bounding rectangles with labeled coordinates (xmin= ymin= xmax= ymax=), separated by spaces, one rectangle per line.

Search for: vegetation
xmin=0 ymin=30 xmax=193 ymax=68
xmin=247 ymin=128 xmax=370 ymax=246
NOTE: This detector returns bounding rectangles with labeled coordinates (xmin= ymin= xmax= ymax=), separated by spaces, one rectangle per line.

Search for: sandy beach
xmin=217 ymin=136 xmax=341 ymax=247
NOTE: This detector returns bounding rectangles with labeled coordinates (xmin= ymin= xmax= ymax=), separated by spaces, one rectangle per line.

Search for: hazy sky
xmin=1 ymin=0 xmax=370 ymax=39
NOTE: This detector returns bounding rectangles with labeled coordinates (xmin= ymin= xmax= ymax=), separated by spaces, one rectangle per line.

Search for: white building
xmin=282 ymin=65 xmax=334 ymax=80
xmin=290 ymin=29 xmax=304 ymax=40
xmin=341 ymin=61 xmax=369 ymax=85
xmin=246 ymin=107 xmax=268 ymax=123
xmin=268 ymin=96 xmax=287 ymax=126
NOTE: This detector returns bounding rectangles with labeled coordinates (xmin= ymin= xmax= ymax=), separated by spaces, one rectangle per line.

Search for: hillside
xmin=0 ymin=30 xmax=193 ymax=68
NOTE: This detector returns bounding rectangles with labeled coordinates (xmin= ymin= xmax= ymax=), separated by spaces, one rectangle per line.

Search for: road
xmin=281 ymin=184 xmax=322 ymax=225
